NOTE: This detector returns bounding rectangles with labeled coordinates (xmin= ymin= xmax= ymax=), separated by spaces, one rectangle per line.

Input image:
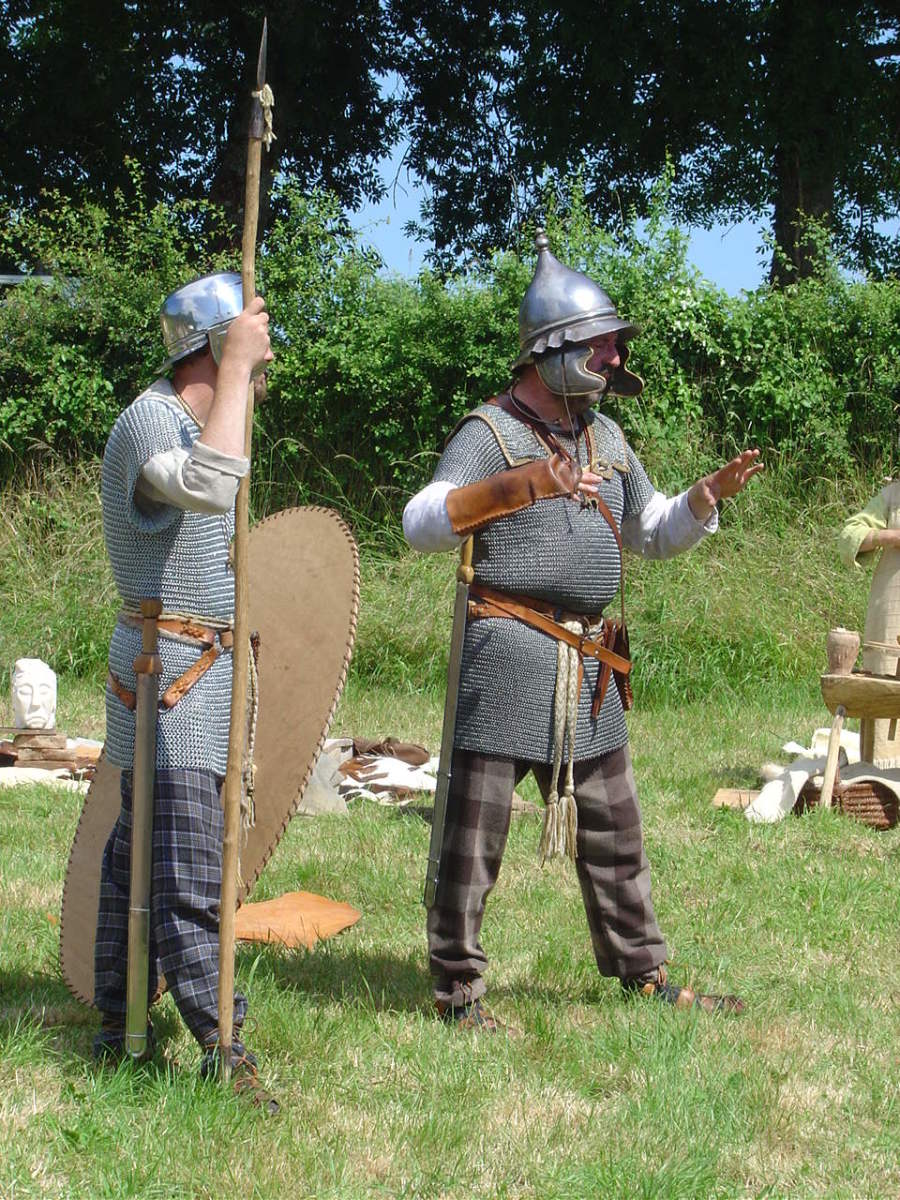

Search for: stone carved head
xmin=11 ymin=658 xmax=57 ymax=729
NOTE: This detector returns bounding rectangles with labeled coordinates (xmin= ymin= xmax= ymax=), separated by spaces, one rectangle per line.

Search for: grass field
xmin=1 ymin=464 xmax=899 ymax=1198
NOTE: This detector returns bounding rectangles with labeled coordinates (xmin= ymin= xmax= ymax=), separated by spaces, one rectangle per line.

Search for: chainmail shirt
xmin=432 ymin=403 xmax=655 ymax=762
xmin=101 ymin=381 xmax=235 ymax=772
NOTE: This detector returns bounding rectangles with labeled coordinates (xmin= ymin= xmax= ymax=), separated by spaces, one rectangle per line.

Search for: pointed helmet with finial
xmin=512 ymin=230 xmax=643 ymax=398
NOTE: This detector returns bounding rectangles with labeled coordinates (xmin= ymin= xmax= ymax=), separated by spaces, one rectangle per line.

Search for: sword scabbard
xmin=423 ymin=537 xmax=474 ymax=909
xmin=125 ymin=598 xmax=162 ymax=1060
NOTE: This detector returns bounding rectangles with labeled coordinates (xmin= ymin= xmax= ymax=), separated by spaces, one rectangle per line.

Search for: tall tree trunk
xmin=770 ymin=142 xmax=835 ymax=286
xmin=765 ymin=1 xmax=844 ymax=287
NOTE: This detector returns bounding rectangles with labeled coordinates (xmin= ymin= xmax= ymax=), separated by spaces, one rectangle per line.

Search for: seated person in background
xmin=839 ymin=480 xmax=900 ymax=767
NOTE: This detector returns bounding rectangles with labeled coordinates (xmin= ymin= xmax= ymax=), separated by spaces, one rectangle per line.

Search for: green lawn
xmin=2 ymin=684 xmax=898 ymax=1199
xmin=1 ymin=465 xmax=898 ymax=1197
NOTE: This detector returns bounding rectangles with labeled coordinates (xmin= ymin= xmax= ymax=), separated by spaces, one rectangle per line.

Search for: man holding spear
xmin=92 ymin=23 xmax=277 ymax=1111
xmin=92 ymin=273 xmax=278 ymax=1111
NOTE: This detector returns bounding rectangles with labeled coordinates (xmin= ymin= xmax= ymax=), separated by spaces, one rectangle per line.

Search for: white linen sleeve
xmin=137 ymin=442 xmax=250 ymax=515
xmin=402 ymin=480 xmax=464 ymax=553
xmin=620 ymin=488 xmax=718 ymax=559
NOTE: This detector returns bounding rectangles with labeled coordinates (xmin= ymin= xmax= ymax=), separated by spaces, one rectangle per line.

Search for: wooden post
xmin=819 ymin=705 xmax=846 ymax=810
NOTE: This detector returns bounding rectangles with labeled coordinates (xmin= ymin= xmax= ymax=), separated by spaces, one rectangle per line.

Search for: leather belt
xmin=118 ymin=612 xmax=234 ymax=650
xmin=467 ymin=583 xmax=631 ymax=717
xmin=109 ymin=615 xmax=234 ymax=711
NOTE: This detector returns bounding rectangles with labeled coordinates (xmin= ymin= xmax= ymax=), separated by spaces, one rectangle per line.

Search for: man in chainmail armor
xmin=404 ymin=233 xmax=762 ymax=1029
xmin=93 ymin=273 xmax=278 ymax=1110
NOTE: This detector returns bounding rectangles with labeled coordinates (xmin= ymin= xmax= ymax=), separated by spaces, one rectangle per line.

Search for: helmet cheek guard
xmin=206 ymin=320 xmax=234 ymax=367
xmin=535 ymin=344 xmax=610 ymax=398
xmin=609 ymin=342 xmax=643 ymax=398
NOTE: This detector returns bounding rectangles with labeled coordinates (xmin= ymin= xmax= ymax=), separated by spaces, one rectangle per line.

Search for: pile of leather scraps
xmin=0 ymin=729 xmax=101 ymax=792
xmin=323 ymin=736 xmax=438 ymax=805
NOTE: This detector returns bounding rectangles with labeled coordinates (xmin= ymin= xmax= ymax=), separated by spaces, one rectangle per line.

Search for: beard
xmin=572 ymin=388 xmax=603 ymax=409
xmin=565 ymin=383 xmax=607 ymax=415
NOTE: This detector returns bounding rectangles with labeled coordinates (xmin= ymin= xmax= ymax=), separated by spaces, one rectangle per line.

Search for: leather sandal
xmin=436 ymin=997 xmax=520 ymax=1036
xmin=200 ymin=1036 xmax=280 ymax=1115
xmin=621 ymin=965 xmax=745 ymax=1015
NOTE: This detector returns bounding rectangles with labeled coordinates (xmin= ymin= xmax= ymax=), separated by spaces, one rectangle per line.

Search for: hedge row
xmin=2 ymin=169 xmax=899 ymax=525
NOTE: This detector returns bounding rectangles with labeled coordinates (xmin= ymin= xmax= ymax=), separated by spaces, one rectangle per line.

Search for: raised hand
xmin=688 ymin=449 xmax=764 ymax=521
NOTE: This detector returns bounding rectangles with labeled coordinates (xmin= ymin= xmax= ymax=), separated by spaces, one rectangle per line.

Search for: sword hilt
xmin=457 ymin=535 xmax=474 ymax=582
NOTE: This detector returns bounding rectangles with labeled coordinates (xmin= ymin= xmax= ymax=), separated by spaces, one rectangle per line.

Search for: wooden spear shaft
xmin=218 ymin=18 xmax=269 ymax=1080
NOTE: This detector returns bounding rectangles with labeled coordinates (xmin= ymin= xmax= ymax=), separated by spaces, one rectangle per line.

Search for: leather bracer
xmin=445 ymin=453 xmax=581 ymax=536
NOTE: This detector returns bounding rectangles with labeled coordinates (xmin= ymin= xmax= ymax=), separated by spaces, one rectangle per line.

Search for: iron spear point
xmin=256 ymin=17 xmax=267 ymax=91
xmin=249 ymin=18 xmax=268 ymax=140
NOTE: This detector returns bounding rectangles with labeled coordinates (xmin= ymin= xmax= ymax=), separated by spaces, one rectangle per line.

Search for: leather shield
xmin=59 ymin=505 xmax=360 ymax=1007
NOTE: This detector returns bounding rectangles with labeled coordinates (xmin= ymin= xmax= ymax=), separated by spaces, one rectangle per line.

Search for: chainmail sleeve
xmin=621 ymin=439 xmax=656 ymax=522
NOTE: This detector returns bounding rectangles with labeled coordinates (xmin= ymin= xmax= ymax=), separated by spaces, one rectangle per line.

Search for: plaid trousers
xmin=94 ymin=769 xmax=247 ymax=1044
xmin=427 ymin=746 xmax=668 ymax=1006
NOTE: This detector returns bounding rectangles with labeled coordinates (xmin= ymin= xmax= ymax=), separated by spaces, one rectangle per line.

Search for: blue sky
xmin=352 ymin=151 xmax=900 ymax=294
xmin=352 ymin=159 xmax=771 ymax=293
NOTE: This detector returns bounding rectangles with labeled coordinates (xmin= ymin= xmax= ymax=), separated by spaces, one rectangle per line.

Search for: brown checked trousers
xmin=427 ymin=746 xmax=668 ymax=1007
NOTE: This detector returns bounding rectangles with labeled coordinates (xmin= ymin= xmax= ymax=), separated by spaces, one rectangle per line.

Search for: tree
xmin=0 ymin=1 xmax=398 ymax=248
xmin=389 ymin=0 xmax=900 ymax=281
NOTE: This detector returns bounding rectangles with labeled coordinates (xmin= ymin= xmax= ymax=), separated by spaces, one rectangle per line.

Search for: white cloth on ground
xmin=746 ymin=728 xmax=900 ymax=823
xmin=0 ymin=767 xmax=89 ymax=794
xmin=745 ymin=755 xmax=826 ymax=823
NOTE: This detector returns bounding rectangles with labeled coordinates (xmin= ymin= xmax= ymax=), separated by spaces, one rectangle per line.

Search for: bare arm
xmin=858 ymin=527 xmax=900 ymax=553
xmin=197 ymin=296 xmax=273 ymax=458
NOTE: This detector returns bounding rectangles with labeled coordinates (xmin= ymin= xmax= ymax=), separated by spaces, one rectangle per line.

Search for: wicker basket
xmin=796 ymin=776 xmax=899 ymax=830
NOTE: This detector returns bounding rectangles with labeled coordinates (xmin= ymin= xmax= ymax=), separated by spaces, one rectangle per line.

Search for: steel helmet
xmin=513 ymin=231 xmax=642 ymax=398
xmin=159 ymin=272 xmax=244 ymax=371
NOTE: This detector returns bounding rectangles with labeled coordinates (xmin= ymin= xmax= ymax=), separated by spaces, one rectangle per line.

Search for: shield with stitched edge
xmin=59 ymin=505 xmax=360 ymax=1006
